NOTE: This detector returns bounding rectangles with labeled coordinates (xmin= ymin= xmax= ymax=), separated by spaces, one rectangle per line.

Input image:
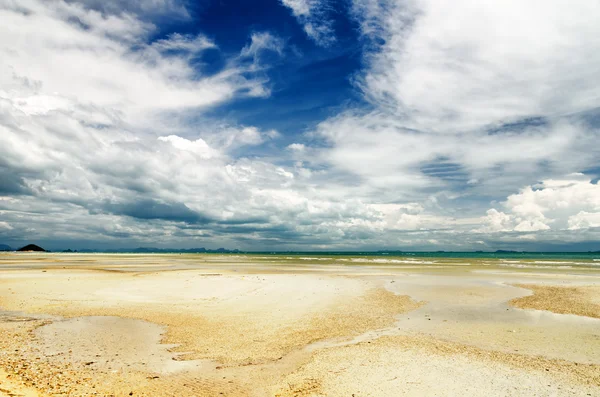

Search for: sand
xmin=510 ymin=284 xmax=600 ymax=319
xmin=0 ymin=369 xmax=45 ymax=397
xmin=275 ymin=336 xmax=600 ymax=396
xmin=1 ymin=253 xmax=600 ymax=396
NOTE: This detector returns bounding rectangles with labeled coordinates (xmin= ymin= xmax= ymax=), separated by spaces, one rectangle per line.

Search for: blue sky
xmin=174 ymin=0 xmax=367 ymax=137
xmin=1 ymin=0 xmax=600 ymax=251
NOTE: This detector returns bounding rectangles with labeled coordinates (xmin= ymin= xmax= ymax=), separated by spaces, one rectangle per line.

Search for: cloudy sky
xmin=1 ymin=0 xmax=600 ymax=251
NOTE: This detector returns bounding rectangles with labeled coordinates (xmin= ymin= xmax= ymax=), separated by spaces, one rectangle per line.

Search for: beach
xmin=0 ymin=253 xmax=599 ymax=396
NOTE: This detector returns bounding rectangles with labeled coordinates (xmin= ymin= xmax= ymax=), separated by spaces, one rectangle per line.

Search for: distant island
xmin=1 ymin=246 xmax=598 ymax=255
xmin=75 ymin=247 xmax=241 ymax=254
xmin=0 ymin=244 xmax=12 ymax=251
xmin=17 ymin=244 xmax=47 ymax=252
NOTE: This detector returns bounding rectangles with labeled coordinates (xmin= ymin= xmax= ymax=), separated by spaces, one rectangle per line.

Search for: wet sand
xmin=0 ymin=253 xmax=599 ymax=396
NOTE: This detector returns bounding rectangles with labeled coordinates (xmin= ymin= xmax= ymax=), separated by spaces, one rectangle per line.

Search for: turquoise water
xmin=248 ymin=251 xmax=600 ymax=260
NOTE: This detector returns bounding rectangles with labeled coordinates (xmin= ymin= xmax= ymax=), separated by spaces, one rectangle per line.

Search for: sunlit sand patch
xmin=386 ymin=276 xmax=600 ymax=364
xmin=274 ymin=335 xmax=600 ymax=397
xmin=0 ymin=267 xmax=424 ymax=395
xmin=34 ymin=316 xmax=202 ymax=374
xmin=0 ymin=368 xmax=45 ymax=397
xmin=0 ymin=317 xmax=245 ymax=397
xmin=510 ymin=284 xmax=600 ymax=319
xmin=0 ymin=271 xmax=423 ymax=365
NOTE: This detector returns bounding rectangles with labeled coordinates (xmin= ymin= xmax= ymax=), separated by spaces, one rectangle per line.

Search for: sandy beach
xmin=1 ymin=253 xmax=599 ymax=396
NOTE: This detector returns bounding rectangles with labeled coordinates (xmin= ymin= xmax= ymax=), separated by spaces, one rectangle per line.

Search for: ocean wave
xmin=532 ymin=261 xmax=598 ymax=266
xmin=338 ymin=258 xmax=436 ymax=264
xmin=499 ymin=263 xmax=573 ymax=269
xmin=249 ymin=256 xmax=280 ymax=259
xmin=298 ymin=257 xmax=332 ymax=261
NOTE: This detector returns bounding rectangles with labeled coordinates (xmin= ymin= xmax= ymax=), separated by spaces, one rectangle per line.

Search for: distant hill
xmin=0 ymin=244 xmax=12 ymax=251
xmin=17 ymin=244 xmax=46 ymax=252
xmin=76 ymin=247 xmax=240 ymax=254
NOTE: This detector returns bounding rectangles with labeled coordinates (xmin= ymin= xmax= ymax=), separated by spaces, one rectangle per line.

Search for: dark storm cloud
xmin=0 ymin=166 xmax=32 ymax=195
xmin=102 ymin=199 xmax=212 ymax=224
xmin=214 ymin=223 xmax=301 ymax=236
xmin=218 ymin=216 xmax=272 ymax=225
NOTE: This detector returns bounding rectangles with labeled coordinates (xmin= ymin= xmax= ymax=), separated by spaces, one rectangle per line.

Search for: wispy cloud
xmin=151 ymin=33 xmax=216 ymax=53
xmin=240 ymin=32 xmax=285 ymax=58
xmin=281 ymin=0 xmax=336 ymax=47
xmin=72 ymin=0 xmax=191 ymax=20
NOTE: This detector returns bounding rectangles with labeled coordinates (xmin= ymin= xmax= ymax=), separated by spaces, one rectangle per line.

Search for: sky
xmin=1 ymin=0 xmax=600 ymax=251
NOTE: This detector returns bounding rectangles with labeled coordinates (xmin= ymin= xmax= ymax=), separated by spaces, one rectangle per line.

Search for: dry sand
xmin=275 ymin=335 xmax=600 ymax=396
xmin=1 ymin=253 xmax=600 ymax=396
xmin=510 ymin=284 xmax=600 ymax=319
xmin=0 ymin=368 xmax=45 ymax=397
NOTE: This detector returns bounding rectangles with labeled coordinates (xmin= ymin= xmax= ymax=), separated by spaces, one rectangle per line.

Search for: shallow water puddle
xmin=384 ymin=275 xmax=600 ymax=364
xmin=34 ymin=316 xmax=204 ymax=374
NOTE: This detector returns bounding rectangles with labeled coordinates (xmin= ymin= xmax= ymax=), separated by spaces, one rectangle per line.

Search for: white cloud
xmin=281 ymin=0 xmax=312 ymax=16
xmin=481 ymin=175 xmax=600 ymax=234
xmin=365 ymin=203 xmax=454 ymax=231
xmin=224 ymin=127 xmax=264 ymax=147
xmin=287 ymin=0 xmax=600 ymax=247
xmin=151 ymin=33 xmax=216 ymax=53
xmin=74 ymin=0 xmax=190 ymax=19
xmin=568 ymin=212 xmax=600 ymax=230
xmin=480 ymin=209 xmax=512 ymax=233
xmin=241 ymin=32 xmax=285 ymax=58
xmin=0 ymin=1 xmax=293 ymax=248
xmin=356 ymin=0 xmax=600 ymax=132
xmin=0 ymin=0 xmax=271 ymax=129
xmin=165 ymin=126 xmax=280 ymax=155
xmin=514 ymin=220 xmax=551 ymax=233
xmin=311 ymin=0 xmax=600 ymax=211
xmin=236 ymin=32 xmax=286 ymax=97
xmin=287 ymin=143 xmax=306 ymax=151
xmin=281 ymin=0 xmax=335 ymax=46
xmin=157 ymin=136 xmax=220 ymax=159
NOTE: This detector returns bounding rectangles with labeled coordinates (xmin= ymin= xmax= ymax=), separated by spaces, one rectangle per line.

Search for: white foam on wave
xmin=298 ymin=257 xmax=332 ymax=261
xmin=533 ymin=261 xmax=599 ymax=266
xmin=338 ymin=258 xmax=436 ymax=264
xmin=499 ymin=263 xmax=573 ymax=269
